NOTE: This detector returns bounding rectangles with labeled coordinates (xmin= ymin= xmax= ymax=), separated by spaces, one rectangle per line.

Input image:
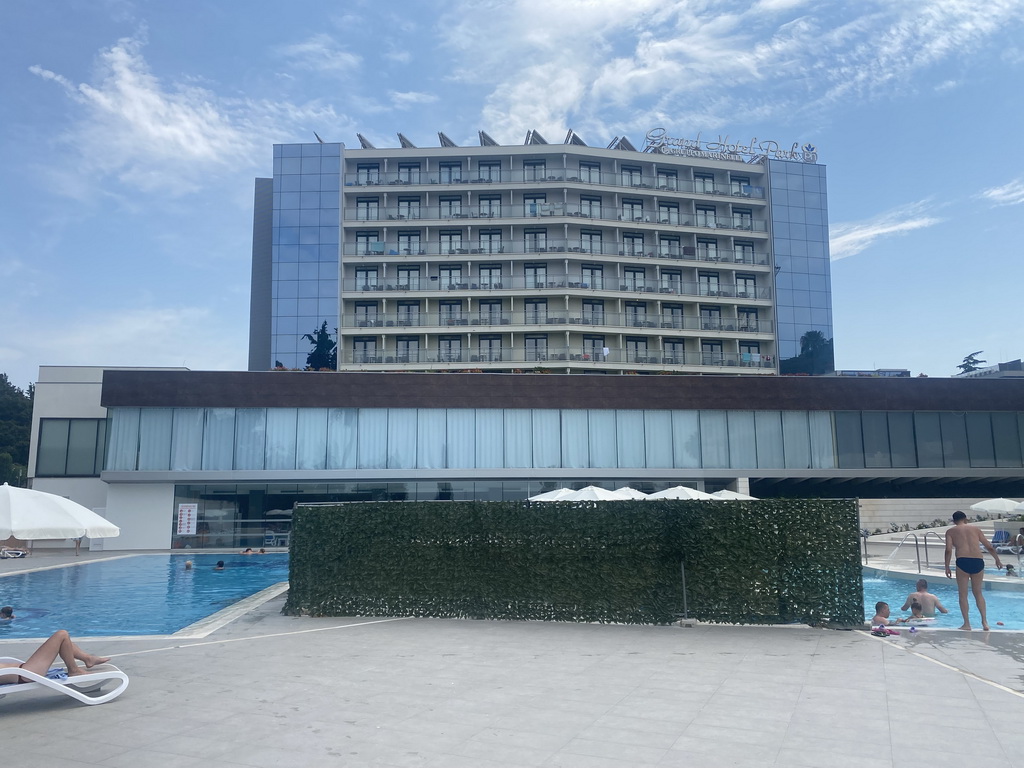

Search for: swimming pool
xmin=864 ymin=571 xmax=1024 ymax=630
xmin=0 ymin=553 xmax=288 ymax=638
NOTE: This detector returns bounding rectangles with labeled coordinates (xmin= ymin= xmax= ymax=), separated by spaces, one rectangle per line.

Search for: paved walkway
xmin=4 ymin=553 xmax=1024 ymax=767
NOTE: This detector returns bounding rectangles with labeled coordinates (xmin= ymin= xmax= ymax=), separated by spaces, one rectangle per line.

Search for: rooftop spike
xmin=356 ymin=133 xmax=376 ymax=149
xmin=478 ymin=130 xmax=498 ymax=146
xmin=397 ymin=133 xmax=416 ymax=148
xmin=438 ymin=131 xmax=458 ymax=147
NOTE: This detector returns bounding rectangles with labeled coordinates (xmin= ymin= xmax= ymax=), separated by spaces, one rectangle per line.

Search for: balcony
xmin=338 ymin=312 xmax=772 ymax=333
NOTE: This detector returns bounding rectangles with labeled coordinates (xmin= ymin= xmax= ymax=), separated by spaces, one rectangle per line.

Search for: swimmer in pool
xmin=0 ymin=630 xmax=110 ymax=684
xmin=945 ymin=510 xmax=1002 ymax=630
xmin=214 ymin=560 xmax=225 ymax=571
xmin=0 ymin=606 xmax=13 ymax=620
xmin=240 ymin=548 xmax=254 ymax=555
xmin=900 ymin=578 xmax=948 ymax=618
xmin=870 ymin=601 xmax=906 ymax=626
xmin=906 ymin=602 xmax=935 ymax=623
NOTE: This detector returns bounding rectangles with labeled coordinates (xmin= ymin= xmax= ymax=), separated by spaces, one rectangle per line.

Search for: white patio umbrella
xmin=528 ymin=488 xmax=576 ymax=502
xmin=560 ymin=486 xmax=633 ymax=502
xmin=613 ymin=487 xmax=649 ymax=499
xmin=711 ymin=490 xmax=759 ymax=501
xmin=970 ymin=498 xmax=1021 ymax=515
xmin=0 ymin=483 xmax=120 ymax=540
xmin=644 ymin=486 xmax=717 ymax=501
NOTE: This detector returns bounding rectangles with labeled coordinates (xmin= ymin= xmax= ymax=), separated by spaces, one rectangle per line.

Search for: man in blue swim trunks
xmin=944 ymin=510 xmax=1003 ymax=630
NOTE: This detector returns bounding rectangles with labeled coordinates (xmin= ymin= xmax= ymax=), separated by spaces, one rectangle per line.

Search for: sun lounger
xmin=0 ymin=547 xmax=28 ymax=558
xmin=0 ymin=657 xmax=129 ymax=705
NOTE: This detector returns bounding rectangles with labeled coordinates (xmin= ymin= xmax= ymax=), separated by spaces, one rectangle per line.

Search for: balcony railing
xmin=341 ymin=313 xmax=772 ymax=333
xmin=339 ymin=347 xmax=774 ymax=368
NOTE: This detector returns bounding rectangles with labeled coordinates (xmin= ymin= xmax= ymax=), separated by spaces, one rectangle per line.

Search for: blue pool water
xmin=0 ymin=554 xmax=288 ymax=638
xmin=864 ymin=572 xmax=1024 ymax=629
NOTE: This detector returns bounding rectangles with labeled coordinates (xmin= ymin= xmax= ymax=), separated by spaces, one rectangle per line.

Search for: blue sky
xmin=2 ymin=0 xmax=1024 ymax=389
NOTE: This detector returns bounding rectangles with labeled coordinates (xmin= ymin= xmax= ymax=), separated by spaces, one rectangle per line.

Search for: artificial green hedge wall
xmin=284 ymin=498 xmax=862 ymax=626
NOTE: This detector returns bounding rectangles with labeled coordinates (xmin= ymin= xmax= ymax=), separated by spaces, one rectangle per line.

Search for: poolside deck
xmin=4 ymin=550 xmax=1024 ymax=767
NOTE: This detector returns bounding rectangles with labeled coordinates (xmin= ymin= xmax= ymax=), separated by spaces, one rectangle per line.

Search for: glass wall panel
xmin=754 ymin=411 xmax=784 ymax=468
xmin=107 ymin=408 xmax=140 ymax=471
xmin=861 ymin=412 xmax=891 ymax=469
xmin=671 ymin=411 xmax=701 ymax=468
xmin=699 ymin=411 xmax=729 ymax=468
xmin=589 ymin=411 xmax=617 ymax=468
xmin=939 ymin=412 xmax=970 ymax=468
xmin=914 ymin=413 xmax=943 ymax=467
xmin=475 ymin=409 xmax=504 ymax=467
xmin=139 ymin=409 xmax=172 ymax=470
xmin=727 ymin=411 xmax=756 ymax=469
xmin=170 ymin=409 xmax=204 ymax=471
xmin=834 ymin=411 xmax=864 ymax=469
xmin=386 ymin=409 xmax=417 ymax=469
xmin=504 ymin=410 xmax=533 ymax=468
xmin=782 ymin=411 xmax=812 ymax=469
xmin=887 ymin=412 xmax=916 ymax=468
xmin=808 ymin=412 xmax=835 ymax=468
xmin=202 ymin=409 xmax=236 ymax=471
xmin=644 ymin=411 xmax=673 ymax=468
xmin=965 ymin=413 xmax=995 ymax=468
xmin=992 ymin=413 xmax=1023 ymax=468
xmin=327 ymin=408 xmax=357 ymax=468
xmin=447 ymin=410 xmax=476 ymax=468
xmin=417 ymin=409 xmax=447 ymax=469
xmin=616 ymin=410 xmax=645 ymax=468
xmin=296 ymin=408 xmax=328 ymax=470
xmin=561 ymin=410 xmax=589 ymax=468
xmin=36 ymin=419 xmax=70 ymax=476
xmin=234 ymin=409 xmax=267 ymax=470
xmin=532 ymin=410 xmax=561 ymax=468
xmin=265 ymin=408 xmax=298 ymax=470
xmin=357 ymin=409 xmax=388 ymax=469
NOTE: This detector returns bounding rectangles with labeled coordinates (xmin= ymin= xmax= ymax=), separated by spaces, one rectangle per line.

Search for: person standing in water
xmin=944 ymin=511 xmax=1002 ymax=630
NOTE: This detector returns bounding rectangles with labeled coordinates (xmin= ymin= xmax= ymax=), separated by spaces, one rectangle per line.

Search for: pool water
xmin=0 ymin=553 xmax=288 ymax=638
xmin=864 ymin=573 xmax=1024 ymax=630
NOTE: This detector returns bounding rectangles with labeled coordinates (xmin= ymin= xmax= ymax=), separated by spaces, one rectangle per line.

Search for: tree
xmin=0 ymin=373 xmax=32 ymax=486
xmin=779 ymin=330 xmax=835 ymax=375
xmin=302 ymin=321 xmax=337 ymax=370
xmin=956 ymin=351 xmax=986 ymax=374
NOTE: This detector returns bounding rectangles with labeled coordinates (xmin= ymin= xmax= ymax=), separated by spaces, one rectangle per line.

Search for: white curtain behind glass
xmin=671 ymin=411 xmax=701 ymax=468
xmin=727 ymin=411 xmax=757 ymax=468
xmin=560 ymin=410 xmax=589 ymax=468
xmin=265 ymin=409 xmax=298 ymax=471
xmin=644 ymin=411 xmax=673 ymax=468
xmin=754 ymin=411 xmax=784 ymax=468
xmin=504 ymin=410 xmax=533 ymax=467
xmin=138 ymin=409 xmax=173 ymax=470
xmin=446 ymin=410 xmax=476 ymax=468
xmin=234 ymin=409 xmax=267 ymax=470
xmin=589 ymin=411 xmax=617 ymax=468
xmin=808 ymin=411 xmax=836 ymax=468
xmin=202 ymin=409 xmax=236 ymax=470
xmin=387 ymin=408 xmax=417 ymax=469
xmin=699 ymin=411 xmax=729 ymax=468
xmin=532 ymin=410 xmax=561 ymax=468
xmin=327 ymin=408 xmax=357 ymax=468
xmin=358 ymin=409 xmax=388 ymax=469
xmin=296 ymin=408 xmax=328 ymax=470
xmin=107 ymin=408 xmax=140 ymax=471
xmin=417 ymin=410 xmax=446 ymax=469
xmin=616 ymin=410 xmax=645 ymax=468
xmin=170 ymin=409 xmax=203 ymax=471
xmin=782 ymin=411 xmax=812 ymax=469
xmin=475 ymin=409 xmax=504 ymax=467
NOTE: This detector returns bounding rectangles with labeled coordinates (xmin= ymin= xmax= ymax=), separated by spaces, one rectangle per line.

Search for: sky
xmin=2 ymin=0 xmax=1024 ymax=390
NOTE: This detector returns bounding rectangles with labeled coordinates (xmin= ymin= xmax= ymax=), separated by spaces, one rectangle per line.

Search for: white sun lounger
xmin=0 ymin=657 xmax=129 ymax=705
xmin=0 ymin=547 xmax=28 ymax=559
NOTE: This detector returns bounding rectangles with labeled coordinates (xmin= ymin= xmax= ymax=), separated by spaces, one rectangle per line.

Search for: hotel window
xmin=581 ymin=265 xmax=603 ymax=289
xmin=695 ymin=205 xmax=717 ymax=228
xmin=478 ymin=195 xmax=501 ymax=218
xmin=478 ymin=299 xmax=503 ymax=324
xmin=523 ymin=160 xmax=547 ymax=181
xmin=478 ymin=230 xmax=502 ymax=255
xmin=580 ymin=230 xmax=602 ymax=255
xmin=524 ymin=194 xmax=546 ymax=216
xmin=656 ymin=169 xmax=678 ymax=190
xmin=735 ymin=241 xmax=756 ymax=264
xmin=396 ymin=266 xmax=420 ymax=290
xmin=658 ymin=236 xmax=681 ymax=257
xmin=356 ymin=197 xmax=379 ymax=221
xmin=35 ymin=418 xmax=106 ymax=477
xmin=622 ymin=233 xmax=644 ymax=257
xmin=663 ymin=303 xmax=684 ymax=329
xmin=479 ymin=264 xmax=502 ymax=288
xmin=578 ymin=162 xmax=601 ymax=183
xmin=622 ymin=199 xmax=644 ymax=221
xmin=700 ymin=305 xmax=722 ymax=330
xmin=438 ymin=336 xmax=463 ymax=362
xmin=439 ymin=265 xmax=463 ymax=289
xmin=478 ymin=335 xmax=502 ymax=361
xmin=355 ymin=267 xmax=378 ymax=289
xmin=626 ymin=301 xmax=648 ymax=327
xmin=524 ymin=229 xmax=547 ymax=253
xmin=477 ymin=162 xmax=501 ymax=182
xmin=397 ymin=231 xmax=422 ymax=255
xmin=622 ymin=267 xmax=645 ymax=291
xmin=733 ymin=208 xmax=753 ymax=230
xmin=701 ymin=340 xmax=724 ymax=365
xmin=354 ymin=302 xmax=379 ymax=327
xmin=525 ymin=334 xmax=548 ymax=361
xmin=660 ymin=269 xmax=682 ymax=293
xmin=626 ymin=337 xmax=649 ymax=363
xmin=697 ymin=237 xmax=718 ymax=261
xmin=396 ymin=300 xmax=420 ymax=325
xmin=621 ymin=166 xmax=642 ymax=187
xmin=439 ymin=196 xmax=462 ymax=218
xmin=524 ymin=299 xmax=548 ymax=324
xmin=524 ymin=263 xmax=548 ymax=289
xmin=738 ymin=307 xmax=759 ymax=332
xmin=694 ymin=173 xmax=715 ymax=194
xmin=579 ymin=195 xmax=601 ymax=218
xmin=353 ymin=337 xmax=378 ymax=363
xmin=397 ymin=163 xmax=420 ymax=184
xmin=439 ymin=299 xmax=464 ymax=324
xmin=356 ymin=164 xmax=380 ymax=185
xmin=739 ymin=341 xmax=761 ymax=366
xmin=439 ymin=230 xmax=463 ymax=253
xmin=583 ymin=335 xmax=605 ymax=360
xmin=397 ymin=197 xmax=421 ymax=220
xmin=698 ymin=272 xmax=720 ymax=296
xmin=355 ymin=231 xmax=382 ymax=255
xmin=658 ymin=202 xmax=679 ymax=225
xmin=438 ymin=162 xmax=462 ymax=183
xmin=736 ymin=274 xmax=757 ymax=298
xmin=730 ymin=176 xmax=751 ymax=196
xmin=663 ymin=339 xmax=686 ymax=364
xmin=582 ymin=299 xmax=604 ymax=324
xmin=396 ymin=336 xmax=420 ymax=362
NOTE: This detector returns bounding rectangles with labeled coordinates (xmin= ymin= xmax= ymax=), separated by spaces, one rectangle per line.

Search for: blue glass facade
xmin=768 ymin=159 xmax=834 ymax=374
xmin=269 ymin=143 xmax=343 ymax=369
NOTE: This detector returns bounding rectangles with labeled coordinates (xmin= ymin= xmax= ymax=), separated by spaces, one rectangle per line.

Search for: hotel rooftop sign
xmin=643 ymin=128 xmax=818 ymax=164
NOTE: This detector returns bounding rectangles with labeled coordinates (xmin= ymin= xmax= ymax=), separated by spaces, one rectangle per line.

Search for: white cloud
xmin=829 ymin=201 xmax=943 ymax=261
xmin=978 ymin=179 xmax=1024 ymax=206
xmin=277 ymin=33 xmax=362 ymax=74
xmin=389 ymin=90 xmax=438 ymax=109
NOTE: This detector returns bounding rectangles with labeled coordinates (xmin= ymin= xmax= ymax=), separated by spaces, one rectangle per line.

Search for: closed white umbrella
xmin=0 ymin=483 xmax=120 ymax=540
xmin=970 ymin=498 xmax=1021 ymax=514
xmin=645 ymin=486 xmax=717 ymax=501
xmin=560 ymin=486 xmax=632 ymax=501
xmin=613 ymin=487 xmax=649 ymax=499
xmin=528 ymin=488 xmax=576 ymax=502
xmin=711 ymin=490 xmax=759 ymax=501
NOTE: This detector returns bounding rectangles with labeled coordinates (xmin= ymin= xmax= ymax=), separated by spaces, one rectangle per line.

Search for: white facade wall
xmin=104 ymin=483 xmax=176 ymax=549
xmin=857 ymin=498 xmax=1010 ymax=531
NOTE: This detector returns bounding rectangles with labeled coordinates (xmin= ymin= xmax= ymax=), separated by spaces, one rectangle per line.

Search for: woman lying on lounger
xmin=0 ymin=630 xmax=110 ymax=684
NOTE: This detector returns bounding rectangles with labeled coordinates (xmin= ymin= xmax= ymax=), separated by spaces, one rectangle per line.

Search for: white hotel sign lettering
xmin=643 ymin=128 xmax=818 ymax=164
